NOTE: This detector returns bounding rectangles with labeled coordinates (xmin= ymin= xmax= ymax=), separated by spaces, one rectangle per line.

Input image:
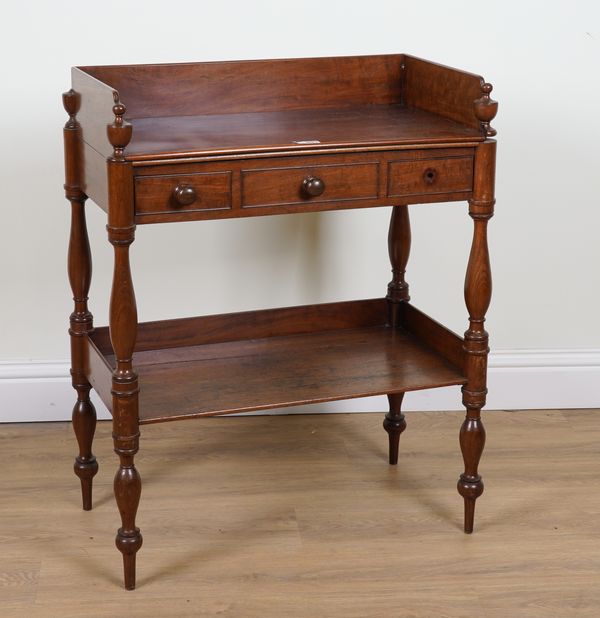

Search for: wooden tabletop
xmin=125 ymin=104 xmax=484 ymax=161
xmin=73 ymin=54 xmax=490 ymax=161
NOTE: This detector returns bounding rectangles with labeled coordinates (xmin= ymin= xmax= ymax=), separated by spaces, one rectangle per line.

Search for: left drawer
xmin=135 ymin=172 xmax=232 ymax=220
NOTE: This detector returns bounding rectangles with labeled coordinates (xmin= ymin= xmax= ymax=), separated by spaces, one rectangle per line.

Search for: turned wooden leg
xmin=386 ymin=204 xmax=411 ymax=324
xmin=69 ymin=205 xmax=98 ymax=510
xmin=72 ymin=383 xmax=98 ymax=511
xmin=107 ymin=104 xmax=142 ymax=589
xmin=383 ymin=393 xmax=406 ymax=465
xmin=109 ymin=224 xmax=143 ymax=589
xmin=457 ymin=139 xmax=495 ymax=533
xmin=63 ymin=90 xmax=98 ymax=510
xmin=384 ymin=204 xmax=411 ymax=461
xmin=113 ymin=428 xmax=142 ymax=591
xmin=458 ymin=405 xmax=486 ymax=533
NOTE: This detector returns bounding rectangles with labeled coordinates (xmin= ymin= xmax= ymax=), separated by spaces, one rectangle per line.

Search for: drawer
xmin=387 ymin=156 xmax=473 ymax=198
xmin=135 ymin=171 xmax=232 ymax=218
xmin=241 ymin=162 xmax=379 ymax=208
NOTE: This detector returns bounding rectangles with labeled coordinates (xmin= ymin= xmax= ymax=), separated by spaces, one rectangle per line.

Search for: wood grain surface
xmin=86 ymin=300 xmax=467 ymax=423
xmin=80 ymin=55 xmax=405 ymax=118
xmin=65 ymin=53 xmax=497 ymax=588
xmin=128 ymin=150 xmax=475 ymax=225
xmin=124 ymin=106 xmax=483 ymax=160
xmin=111 ymin=327 xmax=466 ymax=423
xmin=1 ymin=410 xmax=598 ymax=617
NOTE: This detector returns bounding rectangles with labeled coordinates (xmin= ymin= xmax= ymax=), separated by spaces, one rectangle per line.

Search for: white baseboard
xmin=1 ymin=349 xmax=599 ymax=423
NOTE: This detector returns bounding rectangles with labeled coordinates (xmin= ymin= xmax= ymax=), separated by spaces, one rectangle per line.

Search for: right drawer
xmin=387 ymin=155 xmax=473 ymax=198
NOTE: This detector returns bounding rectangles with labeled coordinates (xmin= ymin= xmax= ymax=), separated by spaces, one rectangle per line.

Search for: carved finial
xmin=474 ymin=83 xmax=498 ymax=137
xmin=107 ymin=101 xmax=132 ymax=160
xmin=62 ymin=89 xmax=81 ymax=129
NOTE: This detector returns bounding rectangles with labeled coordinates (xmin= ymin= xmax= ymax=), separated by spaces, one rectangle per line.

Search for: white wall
xmin=1 ymin=1 xmax=599 ymax=420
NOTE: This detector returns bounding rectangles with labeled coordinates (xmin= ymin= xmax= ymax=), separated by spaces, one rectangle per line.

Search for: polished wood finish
xmin=85 ymin=299 xmax=467 ymax=423
xmin=63 ymin=89 xmax=99 ymax=512
xmin=135 ymin=171 xmax=232 ymax=218
xmin=91 ymin=298 xmax=388 ymax=353
xmin=129 ymin=149 xmax=474 ymax=225
xmin=386 ymin=204 xmax=411 ymax=324
xmin=458 ymin=139 xmax=496 ymax=533
xmin=399 ymin=302 xmax=465 ymax=371
xmin=387 ymin=153 xmax=473 ymax=198
xmin=106 ymin=104 xmax=142 ymax=589
xmin=384 ymin=203 xmax=411 ymax=462
xmin=302 ymin=175 xmax=326 ymax=197
xmin=72 ymin=55 xmax=486 ymax=159
xmin=80 ymin=55 xmax=405 ymax=118
xmin=474 ymin=83 xmax=498 ymax=138
xmin=4 ymin=411 xmax=598 ymax=616
xmin=241 ymin=160 xmax=378 ymax=208
xmin=120 ymin=106 xmax=483 ymax=161
xmin=402 ymin=55 xmax=486 ymax=130
xmin=63 ymin=54 xmax=497 ymax=588
xmin=383 ymin=393 xmax=406 ymax=465
xmin=101 ymin=324 xmax=465 ymax=423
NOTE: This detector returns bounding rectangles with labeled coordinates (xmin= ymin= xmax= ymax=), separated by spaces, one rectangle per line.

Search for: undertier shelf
xmin=86 ymin=299 xmax=466 ymax=424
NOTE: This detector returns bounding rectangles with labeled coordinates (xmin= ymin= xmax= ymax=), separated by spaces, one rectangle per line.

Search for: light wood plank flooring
xmin=1 ymin=410 xmax=599 ymax=617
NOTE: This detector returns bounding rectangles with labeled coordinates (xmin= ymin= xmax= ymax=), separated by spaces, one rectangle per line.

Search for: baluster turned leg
xmin=112 ymin=402 xmax=142 ymax=591
xmin=63 ymin=90 xmax=98 ymax=510
xmin=384 ymin=393 xmax=406 ymax=465
xmin=107 ymin=103 xmax=142 ymax=589
xmin=383 ymin=205 xmax=411 ymax=463
xmin=458 ymin=137 xmax=496 ymax=533
xmin=110 ymin=214 xmax=142 ymax=591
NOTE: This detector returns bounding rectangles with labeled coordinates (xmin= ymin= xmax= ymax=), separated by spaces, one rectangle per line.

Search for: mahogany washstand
xmin=62 ymin=54 xmax=497 ymax=589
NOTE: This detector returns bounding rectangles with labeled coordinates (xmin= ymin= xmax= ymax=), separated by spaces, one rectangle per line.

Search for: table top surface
xmin=71 ymin=54 xmax=492 ymax=162
xmin=124 ymin=104 xmax=484 ymax=161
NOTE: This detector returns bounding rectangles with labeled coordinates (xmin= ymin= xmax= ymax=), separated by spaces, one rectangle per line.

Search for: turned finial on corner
xmin=474 ymin=83 xmax=498 ymax=138
xmin=107 ymin=101 xmax=132 ymax=160
xmin=62 ymin=89 xmax=81 ymax=129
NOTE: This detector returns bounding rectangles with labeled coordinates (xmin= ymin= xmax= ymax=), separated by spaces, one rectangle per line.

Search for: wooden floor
xmin=1 ymin=409 xmax=599 ymax=617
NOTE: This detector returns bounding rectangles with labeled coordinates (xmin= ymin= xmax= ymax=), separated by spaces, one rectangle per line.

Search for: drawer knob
xmin=423 ymin=168 xmax=437 ymax=185
xmin=302 ymin=176 xmax=326 ymax=197
xmin=172 ymin=184 xmax=197 ymax=206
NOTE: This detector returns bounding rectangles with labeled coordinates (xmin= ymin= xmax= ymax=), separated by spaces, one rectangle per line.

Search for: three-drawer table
xmin=62 ymin=54 xmax=497 ymax=589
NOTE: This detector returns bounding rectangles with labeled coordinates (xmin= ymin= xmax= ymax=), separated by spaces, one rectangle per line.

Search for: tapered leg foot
xmin=116 ymin=529 xmax=143 ymax=590
xmin=114 ymin=456 xmax=142 ymax=590
xmin=72 ymin=385 xmax=98 ymax=511
xmin=458 ymin=477 xmax=483 ymax=533
xmin=383 ymin=393 xmax=406 ymax=465
xmin=461 ymin=495 xmax=477 ymax=534
xmin=457 ymin=413 xmax=485 ymax=533
xmin=75 ymin=458 xmax=98 ymax=511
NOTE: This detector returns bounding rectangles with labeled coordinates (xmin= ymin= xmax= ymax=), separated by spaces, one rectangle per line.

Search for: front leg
xmin=109 ymin=219 xmax=142 ymax=590
xmin=458 ymin=138 xmax=496 ymax=533
xmin=107 ymin=104 xmax=142 ymax=589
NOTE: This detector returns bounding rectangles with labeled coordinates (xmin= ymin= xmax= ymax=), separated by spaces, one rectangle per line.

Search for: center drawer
xmin=241 ymin=162 xmax=379 ymax=208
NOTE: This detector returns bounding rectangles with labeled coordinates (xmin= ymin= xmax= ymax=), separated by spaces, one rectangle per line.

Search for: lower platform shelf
xmin=85 ymin=299 xmax=466 ymax=424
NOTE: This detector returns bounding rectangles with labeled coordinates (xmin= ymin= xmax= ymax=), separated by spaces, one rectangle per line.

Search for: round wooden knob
xmin=172 ymin=184 xmax=197 ymax=206
xmin=302 ymin=176 xmax=325 ymax=197
xmin=423 ymin=168 xmax=437 ymax=185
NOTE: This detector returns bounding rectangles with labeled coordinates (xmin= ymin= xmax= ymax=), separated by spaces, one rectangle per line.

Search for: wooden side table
xmin=62 ymin=54 xmax=497 ymax=589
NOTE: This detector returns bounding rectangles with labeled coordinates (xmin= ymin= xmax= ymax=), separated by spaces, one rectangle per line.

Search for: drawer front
xmin=387 ymin=156 xmax=473 ymax=198
xmin=241 ymin=162 xmax=379 ymax=208
xmin=135 ymin=172 xmax=232 ymax=218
